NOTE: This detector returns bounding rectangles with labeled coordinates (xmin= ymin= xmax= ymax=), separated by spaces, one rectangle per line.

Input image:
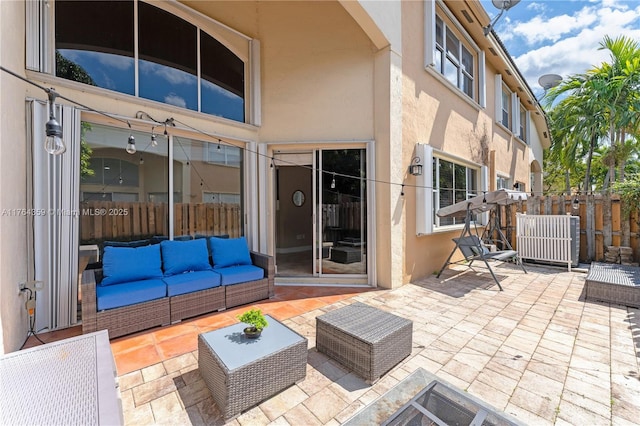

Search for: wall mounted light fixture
xmin=409 ymin=157 xmax=423 ymax=176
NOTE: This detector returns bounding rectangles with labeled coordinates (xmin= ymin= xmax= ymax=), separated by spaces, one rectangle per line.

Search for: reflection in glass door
xmin=274 ymin=149 xmax=367 ymax=279
xmin=317 ymin=149 xmax=367 ymax=276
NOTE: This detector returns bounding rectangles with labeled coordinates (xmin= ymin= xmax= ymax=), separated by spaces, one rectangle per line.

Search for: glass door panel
xmin=317 ymin=149 xmax=367 ymax=275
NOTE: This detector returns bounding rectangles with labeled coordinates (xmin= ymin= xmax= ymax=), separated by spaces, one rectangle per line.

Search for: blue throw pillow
xmin=161 ymin=238 xmax=212 ymax=276
xmin=209 ymin=237 xmax=252 ymax=269
xmin=101 ymin=244 xmax=163 ymax=286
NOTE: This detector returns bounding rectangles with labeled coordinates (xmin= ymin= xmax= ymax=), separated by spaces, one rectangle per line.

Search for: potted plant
xmin=237 ymin=308 xmax=268 ymax=339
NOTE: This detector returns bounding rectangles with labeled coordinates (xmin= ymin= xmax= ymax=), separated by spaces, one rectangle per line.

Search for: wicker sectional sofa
xmin=81 ymin=237 xmax=274 ymax=339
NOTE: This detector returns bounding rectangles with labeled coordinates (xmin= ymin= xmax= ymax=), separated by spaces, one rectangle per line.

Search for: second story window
xmin=54 ymin=0 xmax=246 ymax=122
xmin=434 ymin=15 xmax=475 ymax=99
xmin=501 ymin=85 xmax=511 ymax=129
xmin=519 ymin=106 xmax=528 ymax=143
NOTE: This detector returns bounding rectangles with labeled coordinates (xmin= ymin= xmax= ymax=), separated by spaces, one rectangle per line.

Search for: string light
xmin=330 ymin=173 xmax=336 ymax=189
xmin=401 ymin=184 xmax=405 ymax=197
xmin=0 ymin=67 xmax=566 ymax=201
xmin=44 ymin=91 xmax=65 ymax=155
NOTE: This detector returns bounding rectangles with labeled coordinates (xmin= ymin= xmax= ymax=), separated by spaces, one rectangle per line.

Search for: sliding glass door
xmin=275 ymin=148 xmax=367 ymax=278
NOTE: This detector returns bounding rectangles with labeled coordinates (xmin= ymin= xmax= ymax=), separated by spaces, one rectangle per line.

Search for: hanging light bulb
xmin=572 ymin=195 xmax=580 ymax=209
xmin=331 ymin=173 xmax=336 ymax=189
xmin=118 ymin=176 xmax=123 ymax=185
xmin=217 ymin=139 xmax=221 ymax=151
xmin=126 ymin=134 xmax=136 ymax=154
xmin=101 ymin=191 xmax=106 ymax=198
xmin=150 ymin=133 xmax=158 ymax=147
xmin=400 ymin=184 xmax=405 ymax=197
xmin=139 ymin=156 xmax=144 ymax=165
xmin=44 ymin=91 xmax=66 ymax=155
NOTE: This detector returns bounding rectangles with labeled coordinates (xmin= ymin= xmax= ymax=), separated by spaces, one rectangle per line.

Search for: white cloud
xmin=139 ymin=61 xmax=196 ymax=86
xmin=98 ymin=53 xmax=133 ymax=71
xmin=501 ymin=6 xmax=598 ymax=44
xmin=164 ymin=94 xmax=187 ymax=108
xmin=526 ymin=2 xmax=547 ymax=13
xmin=499 ymin=0 xmax=640 ymax=95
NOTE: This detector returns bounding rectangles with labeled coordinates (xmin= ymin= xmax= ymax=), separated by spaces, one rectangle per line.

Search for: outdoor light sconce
xmin=409 ymin=157 xmax=423 ymax=176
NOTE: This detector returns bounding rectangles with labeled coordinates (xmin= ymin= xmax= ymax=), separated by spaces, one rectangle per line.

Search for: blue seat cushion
xmin=160 ymin=238 xmax=212 ymax=276
xmin=217 ymin=265 xmax=264 ymax=286
xmin=96 ymin=279 xmax=166 ymax=311
xmin=209 ymin=237 xmax=252 ymax=269
xmin=101 ymin=244 xmax=163 ymax=286
xmin=162 ymin=270 xmax=221 ymax=297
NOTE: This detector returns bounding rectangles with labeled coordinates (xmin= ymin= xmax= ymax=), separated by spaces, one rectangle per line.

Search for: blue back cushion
xmin=209 ymin=237 xmax=252 ymax=269
xmin=101 ymin=244 xmax=163 ymax=286
xmin=161 ymin=238 xmax=212 ymax=276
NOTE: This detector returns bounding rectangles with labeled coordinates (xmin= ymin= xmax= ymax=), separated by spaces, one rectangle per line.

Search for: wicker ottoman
xmin=585 ymin=262 xmax=640 ymax=308
xmin=316 ymin=302 xmax=412 ymax=383
xmin=198 ymin=315 xmax=307 ymax=420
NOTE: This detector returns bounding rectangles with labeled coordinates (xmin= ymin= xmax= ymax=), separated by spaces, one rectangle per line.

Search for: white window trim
xmin=425 ymin=0 xmax=484 ymax=105
xmin=26 ymin=0 xmax=262 ymax=126
xmin=416 ymin=144 xmax=487 ymax=234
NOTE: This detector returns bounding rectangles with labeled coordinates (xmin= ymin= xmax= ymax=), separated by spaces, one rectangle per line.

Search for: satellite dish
xmin=491 ymin=0 xmax=521 ymax=11
xmin=484 ymin=0 xmax=522 ymax=35
xmin=538 ymin=74 xmax=563 ymax=90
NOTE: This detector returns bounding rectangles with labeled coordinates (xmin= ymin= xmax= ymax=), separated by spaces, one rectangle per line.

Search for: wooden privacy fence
xmin=79 ymin=201 xmax=242 ymax=243
xmin=497 ymin=194 xmax=639 ymax=264
xmin=322 ymin=202 xmax=363 ymax=232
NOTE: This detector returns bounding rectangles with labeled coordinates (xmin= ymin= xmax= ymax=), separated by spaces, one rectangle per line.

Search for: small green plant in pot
xmin=237 ymin=308 xmax=268 ymax=339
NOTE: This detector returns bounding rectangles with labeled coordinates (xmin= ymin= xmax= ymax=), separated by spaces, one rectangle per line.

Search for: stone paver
xmin=119 ymin=264 xmax=640 ymax=425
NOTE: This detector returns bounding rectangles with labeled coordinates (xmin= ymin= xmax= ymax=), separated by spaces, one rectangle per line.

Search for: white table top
xmin=199 ymin=315 xmax=304 ymax=370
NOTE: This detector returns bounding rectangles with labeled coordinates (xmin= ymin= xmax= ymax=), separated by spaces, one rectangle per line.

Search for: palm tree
xmin=545 ymin=35 xmax=640 ymax=190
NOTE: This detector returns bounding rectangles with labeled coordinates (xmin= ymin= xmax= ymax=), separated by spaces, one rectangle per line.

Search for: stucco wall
xmin=0 ymin=0 xmax=30 ymax=354
xmin=187 ymin=1 xmax=376 ymax=142
xmin=398 ymin=0 xmax=538 ymax=283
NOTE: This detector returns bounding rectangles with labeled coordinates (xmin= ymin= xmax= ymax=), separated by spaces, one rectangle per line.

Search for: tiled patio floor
xmin=29 ymin=263 xmax=640 ymax=425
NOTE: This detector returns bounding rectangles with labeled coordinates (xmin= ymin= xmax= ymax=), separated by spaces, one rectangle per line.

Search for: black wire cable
xmin=18 ymin=287 xmax=45 ymax=349
xmin=1 ymin=65 xmax=579 ymax=198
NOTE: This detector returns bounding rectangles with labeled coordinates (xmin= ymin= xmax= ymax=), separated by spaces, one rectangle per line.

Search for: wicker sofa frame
xmin=81 ymin=251 xmax=275 ymax=339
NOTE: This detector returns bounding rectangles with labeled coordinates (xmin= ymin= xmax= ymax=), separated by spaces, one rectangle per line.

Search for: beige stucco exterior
xmin=0 ymin=0 xmax=548 ymax=353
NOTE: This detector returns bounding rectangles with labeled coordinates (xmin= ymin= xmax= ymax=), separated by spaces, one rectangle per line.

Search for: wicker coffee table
xmin=585 ymin=262 xmax=640 ymax=308
xmin=316 ymin=302 xmax=412 ymax=383
xmin=198 ymin=315 xmax=307 ymax=420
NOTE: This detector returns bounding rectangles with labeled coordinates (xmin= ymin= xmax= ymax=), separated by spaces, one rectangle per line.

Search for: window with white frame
xmin=36 ymin=0 xmax=249 ymax=122
xmin=501 ymin=85 xmax=511 ymax=129
xmin=432 ymin=157 xmax=478 ymax=227
xmin=496 ymin=175 xmax=510 ymax=190
xmin=206 ymin=144 xmax=242 ymax=167
xmin=203 ymin=192 xmax=241 ymax=204
xmin=519 ymin=106 xmax=528 ymax=143
xmin=433 ymin=13 xmax=477 ymax=100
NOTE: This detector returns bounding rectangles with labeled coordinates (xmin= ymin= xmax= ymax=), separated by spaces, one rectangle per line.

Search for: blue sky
xmin=481 ymin=0 xmax=640 ymax=98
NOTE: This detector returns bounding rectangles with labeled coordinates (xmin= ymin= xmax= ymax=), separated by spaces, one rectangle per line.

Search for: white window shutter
xmin=479 ymin=165 xmax=489 ymax=224
xmin=478 ymin=51 xmax=486 ymax=108
xmin=424 ymin=0 xmax=436 ymax=68
xmin=26 ymin=0 xmax=53 ymax=73
xmin=249 ymin=39 xmax=261 ymax=126
xmin=494 ymin=74 xmax=502 ymax=122
xmin=512 ymin=93 xmax=519 ymax=133
xmin=416 ymin=144 xmax=433 ymax=235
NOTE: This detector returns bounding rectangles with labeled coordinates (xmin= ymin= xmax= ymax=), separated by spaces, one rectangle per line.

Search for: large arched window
xmin=54 ymin=0 xmax=245 ymax=122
